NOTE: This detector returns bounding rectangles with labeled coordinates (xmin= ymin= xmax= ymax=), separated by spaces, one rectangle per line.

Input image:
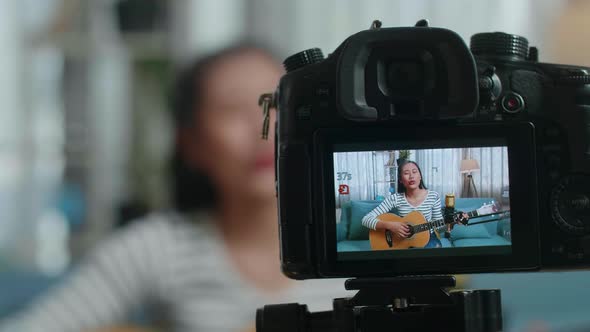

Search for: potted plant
xmin=397 ymin=150 xmax=410 ymax=166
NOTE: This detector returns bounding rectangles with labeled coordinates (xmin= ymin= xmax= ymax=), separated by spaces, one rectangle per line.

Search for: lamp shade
xmin=460 ymin=159 xmax=480 ymax=173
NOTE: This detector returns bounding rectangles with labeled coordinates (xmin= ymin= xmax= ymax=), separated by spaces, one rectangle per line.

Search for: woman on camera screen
xmin=362 ymin=160 xmax=450 ymax=248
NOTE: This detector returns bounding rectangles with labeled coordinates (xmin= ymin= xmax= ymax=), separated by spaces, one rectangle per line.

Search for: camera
xmin=272 ymin=20 xmax=590 ymax=279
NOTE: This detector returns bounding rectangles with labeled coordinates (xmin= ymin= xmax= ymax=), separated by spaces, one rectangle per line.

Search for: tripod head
xmin=256 ymin=275 xmax=502 ymax=332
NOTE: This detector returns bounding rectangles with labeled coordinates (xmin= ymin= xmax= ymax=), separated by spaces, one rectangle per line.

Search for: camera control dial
xmin=470 ymin=32 xmax=529 ymax=60
xmin=558 ymin=75 xmax=590 ymax=85
xmin=551 ymin=174 xmax=590 ymax=235
xmin=478 ymin=66 xmax=502 ymax=105
xmin=283 ymin=48 xmax=325 ymax=73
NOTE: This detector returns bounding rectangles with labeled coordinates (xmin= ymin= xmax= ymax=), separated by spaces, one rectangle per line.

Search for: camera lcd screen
xmin=333 ymin=144 xmax=512 ymax=261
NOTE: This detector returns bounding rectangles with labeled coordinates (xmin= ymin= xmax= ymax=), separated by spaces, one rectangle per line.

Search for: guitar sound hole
xmin=385 ymin=230 xmax=394 ymax=247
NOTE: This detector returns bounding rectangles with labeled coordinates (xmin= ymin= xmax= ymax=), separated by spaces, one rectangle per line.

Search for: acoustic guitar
xmin=369 ymin=202 xmax=499 ymax=250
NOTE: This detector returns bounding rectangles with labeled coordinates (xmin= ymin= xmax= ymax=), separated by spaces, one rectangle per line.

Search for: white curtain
xmin=333 ymin=151 xmax=396 ymax=207
xmin=415 ymin=148 xmax=464 ymax=198
xmin=415 ymin=147 xmax=509 ymax=202
xmin=465 ymin=146 xmax=510 ymax=202
xmin=334 ymin=147 xmax=509 ymax=208
xmin=333 ymin=152 xmax=375 ymax=206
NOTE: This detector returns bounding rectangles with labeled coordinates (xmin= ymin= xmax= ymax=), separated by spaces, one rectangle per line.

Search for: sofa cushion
xmin=452 ymin=235 xmax=510 ymax=247
xmin=454 ymin=198 xmax=492 ymax=212
xmin=454 ymin=197 xmax=502 ymax=235
xmin=0 ymin=270 xmax=64 ymax=317
xmin=336 ymin=221 xmax=347 ymax=242
xmin=450 ymin=224 xmax=491 ymax=240
xmin=486 ymin=235 xmax=511 ymax=246
xmin=337 ymin=240 xmax=371 ymax=252
xmin=349 ymin=200 xmax=381 ymax=240
xmin=338 ymin=202 xmax=352 ymax=241
xmin=438 ymin=237 xmax=453 ymax=248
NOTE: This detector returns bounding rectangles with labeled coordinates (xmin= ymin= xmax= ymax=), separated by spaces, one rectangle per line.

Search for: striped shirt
xmin=362 ymin=190 xmax=444 ymax=230
xmin=0 ymin=212 xmax=350 ymax=332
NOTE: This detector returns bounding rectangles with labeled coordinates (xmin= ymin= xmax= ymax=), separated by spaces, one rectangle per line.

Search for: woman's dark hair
xmin=397 ymin=160 xmax=427 ymax=193
xmin=170 ymin=43 xmax=280 ymax=212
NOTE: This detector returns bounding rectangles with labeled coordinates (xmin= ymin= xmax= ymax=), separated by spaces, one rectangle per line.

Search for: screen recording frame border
xmin=313 ymin=121 xmax=540 ymax=277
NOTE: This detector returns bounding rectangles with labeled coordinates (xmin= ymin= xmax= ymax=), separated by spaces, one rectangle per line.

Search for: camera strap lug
xmin=370 ymin=20 xmax=382 ymax=30
xmin=258 ymin=93 xmax=276 ymax=140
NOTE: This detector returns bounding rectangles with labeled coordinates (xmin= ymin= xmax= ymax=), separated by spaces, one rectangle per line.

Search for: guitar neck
xmin=412 ymin=208 xmax=479 ymax=234
xmin=412 ymin=216 xmax=447 ymax=234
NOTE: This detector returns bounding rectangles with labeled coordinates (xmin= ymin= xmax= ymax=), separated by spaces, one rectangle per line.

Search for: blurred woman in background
xmin=0 ymin=44 xmax=346 ymax=332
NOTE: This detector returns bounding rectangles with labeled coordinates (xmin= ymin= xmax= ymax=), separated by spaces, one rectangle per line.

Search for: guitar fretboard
xmin=411 ymin=208 xmax=480 ymax=234
xmin=412 ymin=216 xmax=447 ymax=234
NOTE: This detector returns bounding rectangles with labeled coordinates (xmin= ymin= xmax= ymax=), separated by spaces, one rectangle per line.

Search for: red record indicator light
xmin=501 ymin=92 xmax=525 ymax=113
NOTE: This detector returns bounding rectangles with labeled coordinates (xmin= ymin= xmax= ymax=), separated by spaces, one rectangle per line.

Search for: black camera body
xmin=274 ymin=22 xmax=590 ymax=279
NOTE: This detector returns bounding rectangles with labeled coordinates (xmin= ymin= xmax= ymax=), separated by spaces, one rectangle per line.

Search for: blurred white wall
xmin=0 ymin=0 xmax=27 ymax=255
xmin=0 ymin=0 xmax=67 ymax=268
xmin=169 ymin=0 xmax=247 ymax=63
xmin=83 ymin=0 xmax=132 ymax=251
xmin=0 ymin=0 xmax=132 ymax=269
xmin=173 ymin=0 xmax=566 ymax=62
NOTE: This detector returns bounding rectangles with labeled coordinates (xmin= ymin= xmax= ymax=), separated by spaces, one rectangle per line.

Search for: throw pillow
xmin=349 ymin=200 xmax=381 ymax=240
xmin=450 ymin=224 xmax=491 ymax=241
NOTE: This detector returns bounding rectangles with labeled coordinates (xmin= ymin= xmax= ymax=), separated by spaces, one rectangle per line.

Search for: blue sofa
xmin=0 ymin=270 xmax=63 ymax=318
xmin=337 ymin=197 xmax=511 ymax=251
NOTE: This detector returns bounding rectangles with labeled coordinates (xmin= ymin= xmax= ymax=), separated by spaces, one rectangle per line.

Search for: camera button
xmin=501 ymin=92 xmax=525 ymax=113
xmin=296 ymin=105 xmax=312 ymax=120
xmin=315 ymin=83 xmax=330 ymax=97
xmin=479 ymin=76 xmax=494 ymax=90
